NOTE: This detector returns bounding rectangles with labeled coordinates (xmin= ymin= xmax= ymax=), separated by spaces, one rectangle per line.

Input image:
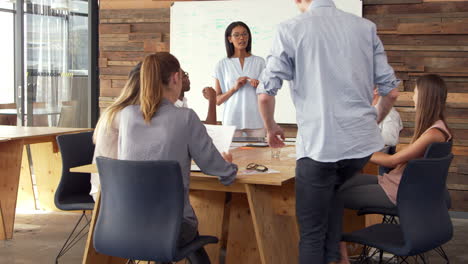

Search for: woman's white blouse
xmin=214 ymin=55 xmax=265 ymax=130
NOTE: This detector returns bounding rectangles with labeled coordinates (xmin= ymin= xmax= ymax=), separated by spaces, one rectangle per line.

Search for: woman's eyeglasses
xmin=246 ymin=163 xmax=268 ymax=172
xmin=231 ymin=33 xmax=249 ymax=39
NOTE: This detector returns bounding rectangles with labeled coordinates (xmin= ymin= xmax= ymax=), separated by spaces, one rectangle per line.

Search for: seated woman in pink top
xmin=336 ymin=74 xmax=452 ymax=264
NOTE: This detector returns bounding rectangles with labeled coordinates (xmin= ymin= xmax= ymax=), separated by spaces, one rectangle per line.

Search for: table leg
xmin=16 ymin=146 xmax=36 ymax=210
xmin=189 ymin=190 xmax=227 ymax=264
xmin=225 ymin=193 xmax=261 ymax=264
xmin=245 ymin=183 xmax=299 ymax=264
xmin=0 ymin=140 xmax=24 ymax=240
xmin=29 ymin=142 xmax=63 ymax=211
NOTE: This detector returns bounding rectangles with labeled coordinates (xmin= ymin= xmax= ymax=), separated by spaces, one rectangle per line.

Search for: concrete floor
xmin=0 ymin=212 xmax=87 ymax=264
xmin=0 ymin=212 xmax=467 ymax=264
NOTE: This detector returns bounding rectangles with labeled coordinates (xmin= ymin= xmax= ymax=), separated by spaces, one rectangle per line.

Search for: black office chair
xmin=94 ymin=157 xmax=218 ymax=264
xmin=343 ymin=154 xmax=454 ymax=264
xmin=355 ymin=141 xmax=453 ymax=262
xmin=55 ymin=131 xmax=95 ymax=263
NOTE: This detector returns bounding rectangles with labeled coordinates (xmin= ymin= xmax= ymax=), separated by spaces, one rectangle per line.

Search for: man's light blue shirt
xmin=257 ymin=0 xmax=400 ymax=162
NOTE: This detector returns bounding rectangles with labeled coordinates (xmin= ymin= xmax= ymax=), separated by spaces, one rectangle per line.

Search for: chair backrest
xmin=397 ymin=154 xmax=454 ymax=256
xmin=424 ymin=141 xmax=452 ymax=158
xmin=94 ymin=157 xmax=184 ymax=262
xmin=0 ymin=103 xmax=17 ymax=125
xmin=58 ymin=101 xmax=78 ymax=127
xmin=55 ymin=131 xmax=95 ymax=209
xmin=32 ymin=102 xmax=49 ymax=126
xmin=424 ymin=140 xmax=453 ymax=209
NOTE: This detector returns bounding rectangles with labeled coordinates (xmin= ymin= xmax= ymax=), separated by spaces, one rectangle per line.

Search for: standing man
xmin=256 ymin=0 xmax=400 ymax=263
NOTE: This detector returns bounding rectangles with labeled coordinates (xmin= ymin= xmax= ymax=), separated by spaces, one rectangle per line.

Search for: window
xmin=69 ymin=15 xmax=88 ymax=74
xmin=0 ymin=2 xmax=14 ymax=10
xmin=0 ymin=11 xmax=14 ymax=104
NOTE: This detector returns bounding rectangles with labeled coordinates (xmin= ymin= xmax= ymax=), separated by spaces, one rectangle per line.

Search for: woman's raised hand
xmin=234 ymin=77 xmax=249 ymax=91
xmin=249 ymin=79 xmax=260 ymax=88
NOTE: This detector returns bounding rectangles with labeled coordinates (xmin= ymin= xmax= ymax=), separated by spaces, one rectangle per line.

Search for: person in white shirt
xmin=214 ymin=21 xmax=266 ymax=137
xmin=373 ymin=88 xmax=403 ymax=147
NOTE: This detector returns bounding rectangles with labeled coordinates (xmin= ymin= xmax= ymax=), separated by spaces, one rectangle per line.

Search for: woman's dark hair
xmin=412 ymin=74 xmax=450 ymax=143
xmin=225 ymin=21 xmax=252 ymax=58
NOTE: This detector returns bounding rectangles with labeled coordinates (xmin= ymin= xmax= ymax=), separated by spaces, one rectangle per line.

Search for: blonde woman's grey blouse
xmin=118 ymin=100 xmax=238 ymax=228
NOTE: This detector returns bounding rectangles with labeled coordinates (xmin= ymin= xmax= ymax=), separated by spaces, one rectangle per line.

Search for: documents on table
xmin=191 ymin=125 xmax=236 ymax=171
xmin=204 ymin=124 xmax=236 ymax=153
xmin=191 ymin=164 xmax=201 ymax=172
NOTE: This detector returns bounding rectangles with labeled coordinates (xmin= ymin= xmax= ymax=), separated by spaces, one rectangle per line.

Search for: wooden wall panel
xmin=365 ymin=0 xmax=468 ymax=210
xmin=98 ymin=1 xmax=174 ymax=112
xmin=98 ymin=0 xmax=468 ymax=210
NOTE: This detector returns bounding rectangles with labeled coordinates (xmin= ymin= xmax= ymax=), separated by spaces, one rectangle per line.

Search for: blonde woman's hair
xmin=412 ymin=74 xmax=451 ymax=143
xmin=139 ymin=52 xmax=180 ymax=123
xmin=93 ymin=63 xmax=141 ymax=143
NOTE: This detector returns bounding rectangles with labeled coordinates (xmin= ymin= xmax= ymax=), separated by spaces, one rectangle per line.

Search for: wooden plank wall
xmin=98 ymin=0 xmax=468 ymax=210
xmin=364 ymin=0 xmax=468 ymax=211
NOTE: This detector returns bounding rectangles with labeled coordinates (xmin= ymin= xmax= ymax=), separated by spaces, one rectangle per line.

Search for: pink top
xmin=378 ymin=120 xmax=451 ymax=204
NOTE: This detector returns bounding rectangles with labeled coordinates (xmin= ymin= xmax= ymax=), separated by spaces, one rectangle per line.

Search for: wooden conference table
xmin=0 ymin=125 xmax=92 ymax=240
xmin=73 ymin=145 xmax=379 ymax=264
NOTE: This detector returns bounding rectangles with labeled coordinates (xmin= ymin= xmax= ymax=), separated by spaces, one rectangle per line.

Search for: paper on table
xmin=191 ymin=164 xmax=201 ymax=172
xmin=191 ymin=125 xmax=236 ymax=172
xmin=204 ymin=124 xmax=236 ymax=153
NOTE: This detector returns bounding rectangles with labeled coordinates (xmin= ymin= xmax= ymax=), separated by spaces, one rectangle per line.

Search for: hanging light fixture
xmin=51 ymin=0 xmax=69 ymax=11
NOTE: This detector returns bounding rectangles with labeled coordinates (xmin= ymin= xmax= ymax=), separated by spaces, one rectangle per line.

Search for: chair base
xmin=124 ymin=245 xmax=212 ymax=264
xmin=55 ymin=210 xmax=91 ymax=263
xmin=125 ymin=259 xmax=192 ymax=264
xmin=352 ymin=246 xmax=450 ymax=264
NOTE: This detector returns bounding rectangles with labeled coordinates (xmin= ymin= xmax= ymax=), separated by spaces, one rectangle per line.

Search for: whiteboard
xmin=171 ymin=0 xmax=362 ymax=124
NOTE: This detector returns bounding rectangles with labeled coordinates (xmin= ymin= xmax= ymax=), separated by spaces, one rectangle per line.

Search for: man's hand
xmin=203 ymin=87 xmax=216 ymax=102
xmin=222 ymin=151 xmax=233 ymax=163
xmin=376 ymin=88 xmax=399 ymax=124
xmin=266 ymin=123 xmax=286 ymax=148
xmin=257 ymin=94 xmax=283 ymax=147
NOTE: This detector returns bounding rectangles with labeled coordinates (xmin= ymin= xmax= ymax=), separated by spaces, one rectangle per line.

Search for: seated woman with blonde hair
xmin=92 ymin=61 xmax=221 ymax=200
xmin=117 ymin=52 xmax=237 ymax=264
